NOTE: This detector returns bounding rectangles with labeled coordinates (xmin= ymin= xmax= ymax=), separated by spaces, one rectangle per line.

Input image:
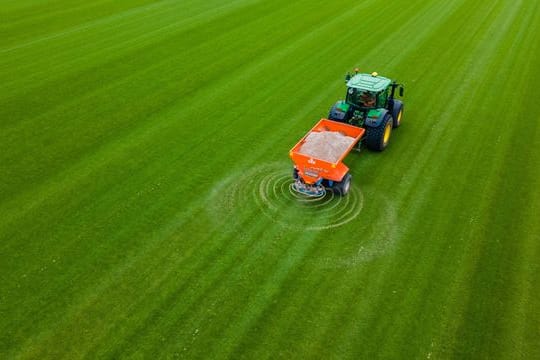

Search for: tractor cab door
xmin=377 ymin=88 xmax=389 ymax=108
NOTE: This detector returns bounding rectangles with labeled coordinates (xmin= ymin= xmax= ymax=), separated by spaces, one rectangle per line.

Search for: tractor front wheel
xmin=365 ymin=113 xmax=393 ymax=151
xmin=391 ymin=99 xmax=404 ymax=128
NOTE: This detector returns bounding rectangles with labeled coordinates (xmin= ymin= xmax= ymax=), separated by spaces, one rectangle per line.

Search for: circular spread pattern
xmin=208 ymin=163 xmax=364 ymax=231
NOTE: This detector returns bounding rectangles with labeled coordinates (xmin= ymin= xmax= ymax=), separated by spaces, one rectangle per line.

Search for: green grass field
xmin=1 ymin=0 xmax=540 ymax=358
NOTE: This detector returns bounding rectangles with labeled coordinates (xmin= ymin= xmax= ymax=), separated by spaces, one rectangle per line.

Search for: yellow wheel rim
xmin=383 ymin=122 xmax=392 ymax=145
xmin=397 ymin=110 xmax=402 ymax=124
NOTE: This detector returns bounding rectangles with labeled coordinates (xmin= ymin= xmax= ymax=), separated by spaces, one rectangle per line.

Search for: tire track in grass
xmin=513 ymin=175 xmax=540 ymax=358
xmin=469 ymin=114 xmax=540 ymax=358
xmin=278 ymin=191 xmax=404 ymax=359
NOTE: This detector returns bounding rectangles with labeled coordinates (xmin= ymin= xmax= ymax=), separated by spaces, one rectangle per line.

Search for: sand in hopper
xmin=298 ymin=131 xmax=356 ymax=163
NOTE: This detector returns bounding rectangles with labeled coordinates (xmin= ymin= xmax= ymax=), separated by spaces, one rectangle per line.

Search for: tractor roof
xmin=347 ymin=73 xmax=392 ymax=92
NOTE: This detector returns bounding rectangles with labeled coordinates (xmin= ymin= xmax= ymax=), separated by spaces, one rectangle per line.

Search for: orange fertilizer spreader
xmin=289 ymin=119 xmax=364 ymax=197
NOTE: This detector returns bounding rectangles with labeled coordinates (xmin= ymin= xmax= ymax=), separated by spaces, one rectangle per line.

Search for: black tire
xmin=333 ymin=173 xmax=352 ymax=196
xmin=293 ymin=167 xmax=299 ymax=179
xmin=365 ymin=113 xmax=393 ymax=151
xmin=391 ymin=99 xmax=403 ymax=128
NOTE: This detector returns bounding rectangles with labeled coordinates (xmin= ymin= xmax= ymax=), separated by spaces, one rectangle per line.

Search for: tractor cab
xmin=345 ymin=72 xmax=392 ymax=109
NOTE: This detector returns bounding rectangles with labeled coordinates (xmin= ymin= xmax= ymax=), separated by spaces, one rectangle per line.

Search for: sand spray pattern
xmin=207 ymin=162 xmax=364 ymax=231
xmin=205 ymin=162 xmax=400 ymax=266
xmin=315 ymin=193 xmax=399 ymax=268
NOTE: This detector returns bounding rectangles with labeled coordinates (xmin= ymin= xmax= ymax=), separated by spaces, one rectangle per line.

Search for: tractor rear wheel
xmin=333 ymin=173 xmax=352 ymax=196
xmin=391 ymin=99 xmax=404 ymax=128
xmin=365 ymin=113 xmax=393 ymax=151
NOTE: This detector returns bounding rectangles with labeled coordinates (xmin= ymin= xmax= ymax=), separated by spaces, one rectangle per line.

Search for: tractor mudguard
xmin=364 ymin=108 xmax=390 ymax=128
xmin=328 ymin=100 xmax=351 ymax=121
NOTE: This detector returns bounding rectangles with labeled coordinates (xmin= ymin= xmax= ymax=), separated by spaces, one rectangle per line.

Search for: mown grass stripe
xmin=215 ymin=0 xmax=472 ymax=358
xmin=3 ymin=0 xmax=384 ymax=354
xmin=0 ymin=0 xmax=314 ymax=211
xmin=0 ymin=0 xmax=257 ymax=94
xmin=1 ymin=0 xmax=539 ymax=358
xmin=1 ymin=0 xmax=182 ymax=52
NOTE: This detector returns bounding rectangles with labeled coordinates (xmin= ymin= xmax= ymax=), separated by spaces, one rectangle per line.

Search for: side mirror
xmin=399 ymin=86 xmax=404 ymax=97
xmin=345 ymin=73 xmax=351 ymax=82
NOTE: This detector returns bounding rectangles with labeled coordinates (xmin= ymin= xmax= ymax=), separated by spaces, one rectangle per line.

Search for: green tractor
xmin=328 ymin=70 xmax=405 ymax=151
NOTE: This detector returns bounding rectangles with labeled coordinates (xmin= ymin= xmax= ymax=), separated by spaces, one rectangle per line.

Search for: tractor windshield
xmin=346 ymin=88 xmax=377 ymax=108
